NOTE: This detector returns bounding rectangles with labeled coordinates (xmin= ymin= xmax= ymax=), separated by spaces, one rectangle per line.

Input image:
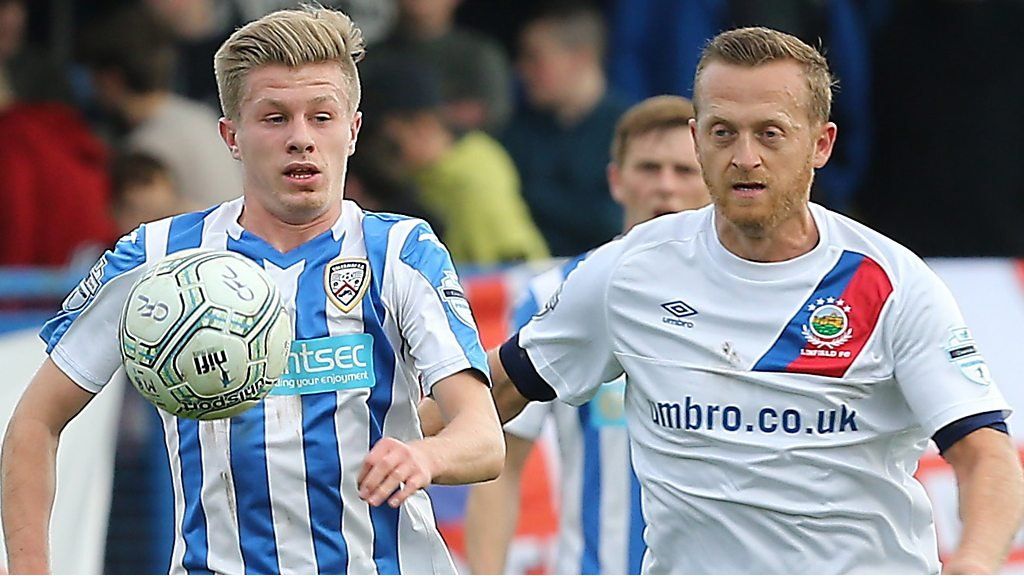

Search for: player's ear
xmin=608 ymin=162 xmax=625 ymax=204
xmin=347 ymin=111 xmax=362 ymax=156
xmin=812 ymin=121 xmax=837 ymax=169
xmin=689 ymin=118 xmax=700 ymax=156
xmin=219 ymin=117 xmax=241 ymax=160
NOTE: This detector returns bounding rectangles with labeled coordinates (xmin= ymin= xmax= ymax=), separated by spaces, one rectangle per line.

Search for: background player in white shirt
xmin=485 ymin=27 xmax=1024 ymax=573
xmin=462 ymin=95 xmax=709 ymax=574
xmin=1 ymin=6 xmax=503 ymax=574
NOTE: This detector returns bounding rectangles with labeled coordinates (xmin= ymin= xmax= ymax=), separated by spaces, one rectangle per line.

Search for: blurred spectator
xmin=344 ymin=151 xmax=444 ymax=236
xmin=110 ymin=152 xmax=198 ymax=234
xmin=333 ymin=0 xmax=399 ymax=45
xmin=0 ymin=0 xmax=70 ymax=104
xmin=363 ymin=60 xmax=548 ymax=265
xmin=365 ymin=0 xmax=513 ymax=133
xmin=501 ymin=1 xmax=628 ymax=257
xmin=142 ymin=0 xmax=241 ymax=108
xmin=606 ymin=0 xmax=870 ymax=214
xmin=860 ymin=0 xmax=1024 ymax=257
xmin=79 ymin=5 xmax=242 ymax=208
xmin=0 ymin=101 xmax=116 ymax=266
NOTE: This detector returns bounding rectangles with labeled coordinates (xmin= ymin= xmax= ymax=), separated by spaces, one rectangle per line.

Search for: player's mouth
xmin=283 ymin=163 xmax=322 ymax=185
xmin=731 ymin=181 xmax=767 ymax=199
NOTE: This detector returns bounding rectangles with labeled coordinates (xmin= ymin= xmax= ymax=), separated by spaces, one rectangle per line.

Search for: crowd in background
xmin=3 ymin=0 xmax=1024 ymax=572
xmin=4 ymin=0 xmax=1024 ymax=270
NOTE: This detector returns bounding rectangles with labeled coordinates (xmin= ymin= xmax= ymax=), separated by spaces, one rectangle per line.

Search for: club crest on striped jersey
xmin=325 ymin=257 xmax=370 ymax=313
xmin=802 ymin=297 xmax=853 ymax=349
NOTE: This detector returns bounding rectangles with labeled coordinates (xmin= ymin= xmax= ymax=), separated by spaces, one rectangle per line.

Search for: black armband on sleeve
xmin=498 ymin=333 xmax=557 ymax=402
xmin=933 ymin=410 xmax=1009 ymax=454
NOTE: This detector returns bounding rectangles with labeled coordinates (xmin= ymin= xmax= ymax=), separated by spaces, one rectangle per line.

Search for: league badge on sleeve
xmin=438 ymin=271 xmax=476 ymax=327
xmin=945 ymin=327 xmax=992 ymax=385
xmin=325 ymin=257 xmax=370 ymax=313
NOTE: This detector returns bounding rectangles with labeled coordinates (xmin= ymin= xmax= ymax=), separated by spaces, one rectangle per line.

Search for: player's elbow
xmin=3 ymin=405 xmax=57 ymax=462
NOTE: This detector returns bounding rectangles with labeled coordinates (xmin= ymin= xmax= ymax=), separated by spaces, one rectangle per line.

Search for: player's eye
xmin=264 ymin=114 xmax=286 ymax=125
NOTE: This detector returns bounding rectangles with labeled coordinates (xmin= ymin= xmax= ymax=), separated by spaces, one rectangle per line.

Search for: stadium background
xmin=2 ymin=0 xmax=1024 ymax=573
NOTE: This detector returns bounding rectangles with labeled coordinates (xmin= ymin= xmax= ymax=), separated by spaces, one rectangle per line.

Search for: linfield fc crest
xmin=802 ymin=297 xmax=853 ymax=349
xmin=752 ymin=251 xmax=893 ymax=378
xmin=325 ymin=258 xmax=370 ymax=313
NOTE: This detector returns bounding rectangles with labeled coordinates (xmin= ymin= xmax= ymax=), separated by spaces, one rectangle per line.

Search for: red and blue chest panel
xmin=753 ymin=251 xmax=894 ymax=378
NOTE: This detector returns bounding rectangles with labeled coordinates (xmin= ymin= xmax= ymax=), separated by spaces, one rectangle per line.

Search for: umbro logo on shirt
xmin=661 ymin=300 xmax=697 ymax=328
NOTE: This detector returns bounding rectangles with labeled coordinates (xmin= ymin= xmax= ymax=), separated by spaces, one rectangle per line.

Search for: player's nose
xmin=286 ymin=119 xmax=316 ymax=154
xmin=656 ymin=167 xmax=679 ymax=191
xmin=730 ymin=134 xmax=762 ymax=170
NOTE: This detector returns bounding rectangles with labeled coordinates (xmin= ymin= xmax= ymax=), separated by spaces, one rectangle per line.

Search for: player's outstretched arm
xmin=358 ymin=369 xmax=504 ymax=508
xmin=2 ymin=358 xmax=94 ymax=574
xmin=465 ymin=432 xmax=535 ymax=575
xmin=941 ymin=427 xmax=1024 ymax=574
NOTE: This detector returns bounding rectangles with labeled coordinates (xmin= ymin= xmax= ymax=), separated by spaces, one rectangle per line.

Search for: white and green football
xmin=119 ymin=250 xmax=292 ymax=420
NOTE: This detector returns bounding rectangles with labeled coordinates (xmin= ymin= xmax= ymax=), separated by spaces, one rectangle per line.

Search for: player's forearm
xmin=416 ymin=407 xmax=504 ymax=485
xmin=465 ymin=473 xmax=522 ymax=574
xmin=945 ymin=433 xmax=1024 ymax=573
xmin=1 ymin=416 xmax=60 ymax=574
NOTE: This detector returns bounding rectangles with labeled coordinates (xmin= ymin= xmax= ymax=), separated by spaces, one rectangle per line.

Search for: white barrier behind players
xmin=0 ymin=330 xmax=123 ymax=574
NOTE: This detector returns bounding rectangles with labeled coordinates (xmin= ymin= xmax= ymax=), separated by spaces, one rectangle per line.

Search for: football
xmin=119 ymin=250 xmax=292 ymax=420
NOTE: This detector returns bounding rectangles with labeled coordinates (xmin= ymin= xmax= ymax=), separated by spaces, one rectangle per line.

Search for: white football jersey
xmin=42 ymin=199 xmax=488 ymax=575
xmin=516 ymin=203 xmax=1010 ymax=574
xmin=505 ymin=257 xmax=645 ymax=574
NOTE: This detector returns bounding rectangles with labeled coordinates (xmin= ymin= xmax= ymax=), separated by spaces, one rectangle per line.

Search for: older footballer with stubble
xmin=471 ymin=26 xmax=1024 ymax=575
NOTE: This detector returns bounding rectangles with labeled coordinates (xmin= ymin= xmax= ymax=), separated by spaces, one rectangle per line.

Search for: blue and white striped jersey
xmin=41 ymin=198 xmax=488 ymax=574
xmin=504 ymin=256 xmax=646 ymax=575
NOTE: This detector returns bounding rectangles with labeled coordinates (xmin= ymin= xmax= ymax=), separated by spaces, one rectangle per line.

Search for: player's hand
xmin=357 ymin=437 xmax=434 ymax=508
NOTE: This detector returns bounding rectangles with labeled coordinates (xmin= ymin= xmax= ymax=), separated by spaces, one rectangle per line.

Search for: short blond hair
xmin=694 ymin=27 xmax=834 ymax=124
xmin=214 ymin=5 xmax=366 ymax=119
xmin=611 ymin=95 xmax=695 ymax=165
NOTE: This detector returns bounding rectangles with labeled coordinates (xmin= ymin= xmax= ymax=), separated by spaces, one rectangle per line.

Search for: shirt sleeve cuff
xmin=499 ymin=333 xmax=556 ymax=402
xmin=933 ymin=410 xmax=1009 ymax=453
xmin=50 ymin=344 xmax=106 ymax=394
